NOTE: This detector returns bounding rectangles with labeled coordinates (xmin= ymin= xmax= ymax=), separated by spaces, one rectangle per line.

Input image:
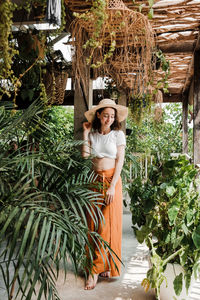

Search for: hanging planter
xmin=71 ymin=0 xmax=155 ymax=96
xmin=128 ymin=92 xmax=152 ymax=124
xmin=43 ymin=63 xmax=68 ymax=105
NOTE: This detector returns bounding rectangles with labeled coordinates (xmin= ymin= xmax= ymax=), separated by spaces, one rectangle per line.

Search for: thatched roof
xmin=65 ymin=0 xmax=200 ymax=102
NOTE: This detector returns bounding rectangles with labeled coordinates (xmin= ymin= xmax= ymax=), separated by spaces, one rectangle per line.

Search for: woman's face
xmin=97 ymin=107 xmax=115 ymax=128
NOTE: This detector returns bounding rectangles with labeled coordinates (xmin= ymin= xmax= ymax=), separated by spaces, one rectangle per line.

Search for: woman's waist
xmin=92 ymin=157 xmax=115 ymax=173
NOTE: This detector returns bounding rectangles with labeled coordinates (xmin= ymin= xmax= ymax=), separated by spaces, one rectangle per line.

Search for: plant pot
xmin=160 ymin=263 xmax=193 ymax=300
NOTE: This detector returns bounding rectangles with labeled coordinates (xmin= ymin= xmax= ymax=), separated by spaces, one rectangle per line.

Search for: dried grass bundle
xmin=70 ymin=0 xmax=155 ymax=96
xmin=43 ymin=64 xmax=68 ymax=105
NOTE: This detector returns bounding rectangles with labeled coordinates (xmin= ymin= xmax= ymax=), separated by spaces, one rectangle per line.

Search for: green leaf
xmin=186 ymin=210 xmax=194 ymax=226
xmin=148 ymin=0 xmax=154 ymax=7
xmin=135 ymin=226 xmax=150 ymax=243
xmin=168 ymin=205 xmax=179 ymax=224
xmin=181 ymin=223 xmax=188 ymax=235
xmin=166 ymin=185 xmax=176 ymax=197
xmin=192 ymin=225 xmax=200 ymax=248
xmin=173 ymin=234 xmax=184 ymax=249
xmin=185 ymin=272 xmax=192 ymax=292
xmin=173 ymin=273 xmax=183 ymax=296
xmin=160 ymin=182 xmax=167 ymax=189
xmin=148 ymin=7 xmax=154 ymax=19
xmin=180 ymin=250 xmax=187 ymax=266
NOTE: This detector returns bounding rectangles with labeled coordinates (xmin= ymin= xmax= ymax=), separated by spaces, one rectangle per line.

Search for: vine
xmin=0 ymin=0 xmax=66 ymax=108
xmin=155 ymin=49 xmax=170 ymax=94
xmin=73 ymin=0 xmax=110 ymax=68
xmin=128 ymin=92 xmax=152 ymax=124
xmin=0 ymin=0 xmax=18 ymax=99
xmin=148 ymin=0 xmax=154 ymax=19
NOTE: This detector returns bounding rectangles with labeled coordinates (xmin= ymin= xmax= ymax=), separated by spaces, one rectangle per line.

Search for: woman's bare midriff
xmin=92 ymin=157 xmax=116 ymax=171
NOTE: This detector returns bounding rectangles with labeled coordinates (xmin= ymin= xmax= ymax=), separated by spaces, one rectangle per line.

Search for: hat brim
xmin=84 ymin=103 xmax=128 ymax=123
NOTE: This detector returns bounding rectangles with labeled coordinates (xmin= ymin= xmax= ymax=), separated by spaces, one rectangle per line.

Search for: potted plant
xmin=128 ymin=155 xmax=200 ymax=300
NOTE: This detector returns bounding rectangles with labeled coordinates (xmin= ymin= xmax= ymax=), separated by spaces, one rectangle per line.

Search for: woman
xmin=82 ymin=98 xmax=128 ymax=290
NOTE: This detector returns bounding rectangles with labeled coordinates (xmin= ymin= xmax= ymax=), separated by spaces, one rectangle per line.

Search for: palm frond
xmin=0 ymin=101 xmax=120 ymax=300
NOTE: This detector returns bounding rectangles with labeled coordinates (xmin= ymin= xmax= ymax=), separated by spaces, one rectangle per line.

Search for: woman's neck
xmin=99 ymin=127 xmax=111 ymax=135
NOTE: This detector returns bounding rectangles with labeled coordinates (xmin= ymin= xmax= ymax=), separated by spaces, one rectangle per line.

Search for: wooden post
xmin=74 ymin=78 xmax=93 ymax=140
xmin=193 ymin=50 xmax=200 ymax=165
xmin=182 ymin=94 xmax=188 ymax=154
xmin=118 ymin=91 xmax=127 ymax=133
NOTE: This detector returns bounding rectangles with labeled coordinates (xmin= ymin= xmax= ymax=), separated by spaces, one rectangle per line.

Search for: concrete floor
xmin=44 ymin=212 xmax=200 ymax=300
xmin=50 ymin=212 xmax=156 ymax=300
xmin=1 ymin=212 xmax=199 ymax=300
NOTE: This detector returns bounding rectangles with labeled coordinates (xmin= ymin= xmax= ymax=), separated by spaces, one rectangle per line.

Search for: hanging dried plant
xmin=70 ymin=0 xmax=155 ymax=96
xmin=128 ymin=92 xmax=152 ymax=124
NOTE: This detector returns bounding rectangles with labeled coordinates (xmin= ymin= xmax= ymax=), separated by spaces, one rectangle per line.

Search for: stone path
xmin=53 ymin=212 xmax=200 ymax=300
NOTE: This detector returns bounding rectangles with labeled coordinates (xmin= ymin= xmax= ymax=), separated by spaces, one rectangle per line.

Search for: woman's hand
xmin=105 ymin=184 xmax=115 ymax=205
xmin=83 ymin=122 xmax=92 ymax=134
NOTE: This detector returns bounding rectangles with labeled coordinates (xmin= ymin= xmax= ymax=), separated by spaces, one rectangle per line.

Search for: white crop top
xmin=88 ymin=130 xmax=126 ymax=159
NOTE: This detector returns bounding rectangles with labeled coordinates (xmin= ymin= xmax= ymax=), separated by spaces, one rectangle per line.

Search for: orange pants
xmin=86 ymin=168 xmax=123 ymax=277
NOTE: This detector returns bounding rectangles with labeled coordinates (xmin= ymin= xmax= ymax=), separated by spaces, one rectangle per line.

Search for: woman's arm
xmin=105 ymin=145 xmax=125 ymax=205
xmin=82 ymin=122 xmax=92 ymax=158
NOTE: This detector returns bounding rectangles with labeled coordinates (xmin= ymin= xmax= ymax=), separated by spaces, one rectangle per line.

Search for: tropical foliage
xmin=0 ymin=101 xmax=114 ymax=300
xmin=41 ymin=106 xmax=74 ymax=144
xmin=128 ymin=156 xmax=200 ymax=299
xmin=126 ymin=103 xmax=193 ymax=160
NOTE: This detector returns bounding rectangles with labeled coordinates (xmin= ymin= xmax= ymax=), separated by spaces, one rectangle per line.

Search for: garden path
xmin=50 ymin=211 xmax=156 ymax=300
xmin=50 ymin=211 xmax=200 ymax=300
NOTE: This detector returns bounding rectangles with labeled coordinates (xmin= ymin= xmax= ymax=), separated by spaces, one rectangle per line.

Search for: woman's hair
xmin=92 ymin=107 xmax=121 ymax=131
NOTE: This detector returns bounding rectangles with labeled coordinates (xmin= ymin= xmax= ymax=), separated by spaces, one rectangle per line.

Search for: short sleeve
xmin=116 ymin=130 xmax=126 ymax=146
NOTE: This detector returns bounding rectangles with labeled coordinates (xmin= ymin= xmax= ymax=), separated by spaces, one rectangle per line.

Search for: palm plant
xmin=0 ymin=101 xmax=116 ymax=300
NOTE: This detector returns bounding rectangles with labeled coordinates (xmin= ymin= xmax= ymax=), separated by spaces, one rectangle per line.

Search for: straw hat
xmin=84 ymin=99 xmax=128 ymax=123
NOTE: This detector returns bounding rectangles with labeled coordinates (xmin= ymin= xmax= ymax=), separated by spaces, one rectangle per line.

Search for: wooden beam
xmin=182 ymin=56 xmax=194 ymax=93
xmin=62 ymin=90 xmax=182 ymax=105
xmin=188 ymin=79 xmax=194 ymax=105
xmin=182 ymin=95 xmax=188 ymax=154
xmin=183 ymin=30 xmax=200 ymax=93
xmin=160 ymin=41 xmax=195 ymax=53
xmin=195 ymin=30 xmax=200 ymax=51
xmin=162 ymin=93 xmax=182 ymax=103
xmin=1 ymin=89 xmax=182 ymax=108
xmin=12 ymin=7 xmax=45 ymax=25
xmin=193 ymin=49 xmax=200 ymax=165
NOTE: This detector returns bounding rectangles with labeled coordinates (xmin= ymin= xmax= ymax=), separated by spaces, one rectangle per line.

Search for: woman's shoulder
xmin=112 ymin=130 xmax=125 ymax=137
xmin=112 ymin=130 xmax=126 ymax=145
